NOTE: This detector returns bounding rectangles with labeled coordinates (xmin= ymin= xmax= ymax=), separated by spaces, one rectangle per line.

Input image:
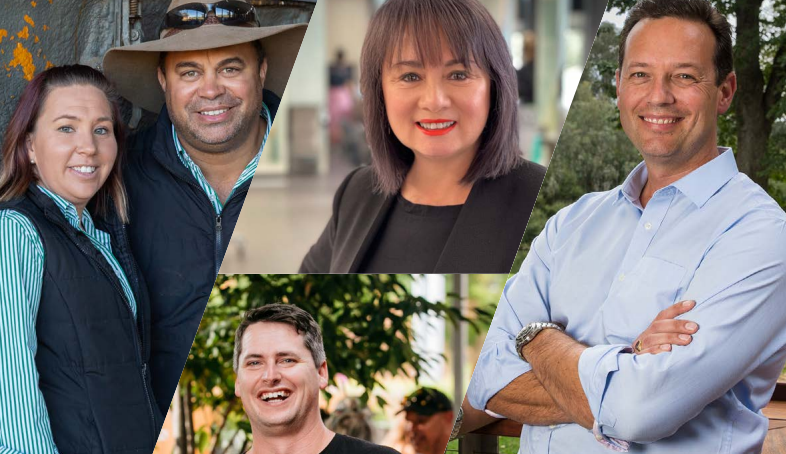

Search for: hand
xmin=632 ymin=300 xmax=699 ymax=355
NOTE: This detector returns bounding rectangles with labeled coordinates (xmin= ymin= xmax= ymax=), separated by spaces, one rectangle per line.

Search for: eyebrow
xmin=390 ymin=59 xmax=470 ymax=69
xmin=52 ymin=114 xmax=113 ymax=123
xmin=242 ymin=351 xmax=303 ymax=360
xmin=627 ymin=62 xmax=702 ymax=71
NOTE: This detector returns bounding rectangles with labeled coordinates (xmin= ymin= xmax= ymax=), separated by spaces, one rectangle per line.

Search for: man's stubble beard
xmin=169 ymin=86 xmax=265 ymax=155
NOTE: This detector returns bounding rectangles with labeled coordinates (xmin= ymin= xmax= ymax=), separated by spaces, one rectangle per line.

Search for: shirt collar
xmin=618 ymin=147 xmax=738 ymax=208
xmin=36 ymin=184 xmax=96 ymax=233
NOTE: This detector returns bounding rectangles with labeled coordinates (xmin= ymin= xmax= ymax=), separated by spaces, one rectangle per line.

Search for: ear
xmin=258 ymin=57 xmax=268 ymax=89
xmin=157 ymin=67 xmax=167 ymax=92
xmin=317 ymin=360 xmax=328 ymax=390
xmin=234 ymin=378 xmax=240 ymax=398
xmin=26 ymin=134 xmax=36 ymax=163
xmin=717 ymin=71 xmax=736 ymax=115
xmin=615 ymin=69 xmax=622 ymax=106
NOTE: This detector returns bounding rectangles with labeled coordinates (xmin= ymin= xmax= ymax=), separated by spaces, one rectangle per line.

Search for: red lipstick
xmin=416 ymin=119 xmax=457 ymax=136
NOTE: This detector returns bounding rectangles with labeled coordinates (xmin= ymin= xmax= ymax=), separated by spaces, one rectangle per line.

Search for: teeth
xmin=200 ymin=109 xmax=228 ymax=116
xmin=644 ymin=117 xmax=679 ymax=125
xmin=261 ymin=391 xmax=291 ymax=401
xmin=72 ymin=166 xmax=96 ymax=174
xmin=419 ymin=121 xmax=455 ymax=130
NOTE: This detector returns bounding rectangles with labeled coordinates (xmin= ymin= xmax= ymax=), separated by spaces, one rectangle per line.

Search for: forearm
xmin=487 ymin=371 xmax=571 ymax=426
xmin=521 ymin=329 xmax=594 ymax=429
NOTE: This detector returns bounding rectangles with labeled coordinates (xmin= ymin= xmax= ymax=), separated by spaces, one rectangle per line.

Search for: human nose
xmin=260 ymin=363 xmax=282 ymax=383
xmin=418 ymin=78 xmax=450 ymax=112
xmin=198 ymin=71 xmax=225 ymax=99
xmin=75 ymin=129 xmax=97 ymax=155
xmin=647 ymin=76 xmax=676 ymax=106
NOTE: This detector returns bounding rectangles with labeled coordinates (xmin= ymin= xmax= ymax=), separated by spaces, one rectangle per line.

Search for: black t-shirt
xmin=359 ymin=195 xmax=463 ymax=273
xmin=320 ymin=434 xmax=400 ymax=454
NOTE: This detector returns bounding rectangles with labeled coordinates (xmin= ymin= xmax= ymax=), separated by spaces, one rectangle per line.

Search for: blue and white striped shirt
xmin=0 ymin=186 xmax=138 ymax=454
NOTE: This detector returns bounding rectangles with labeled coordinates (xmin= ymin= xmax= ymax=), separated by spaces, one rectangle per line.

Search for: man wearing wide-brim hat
xmin=102 ymin=0 xmax=307 ymax=419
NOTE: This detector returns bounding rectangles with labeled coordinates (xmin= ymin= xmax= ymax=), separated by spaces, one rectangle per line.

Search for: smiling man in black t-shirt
xmin=233 ymin=304 xmax=399 ymax=454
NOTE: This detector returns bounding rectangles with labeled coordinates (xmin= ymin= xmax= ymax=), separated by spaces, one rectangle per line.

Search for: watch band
xmin=449 ymin=406 xmax=464 ymax=441
xmin=515 ymin=322 xmax=564 ymax=361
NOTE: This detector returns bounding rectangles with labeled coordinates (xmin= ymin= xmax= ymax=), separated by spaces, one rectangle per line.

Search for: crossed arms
xmin=465 ymin=213 xmax=786 ymax=444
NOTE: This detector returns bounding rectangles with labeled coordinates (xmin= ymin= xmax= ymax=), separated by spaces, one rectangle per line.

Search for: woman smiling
xmin=0 ymin=65 xmax=159 ymax=453
xmin=300 ymin=0 xmax=546 ymax=273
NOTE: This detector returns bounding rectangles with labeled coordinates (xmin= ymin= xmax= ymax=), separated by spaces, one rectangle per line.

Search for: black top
xmin=320 ymin=434 xmax=400 ymax=454
xmin=300 ymin=159 xmax=548 ymax=273
xmin=359 ymin=195 xmax=463 ymax=273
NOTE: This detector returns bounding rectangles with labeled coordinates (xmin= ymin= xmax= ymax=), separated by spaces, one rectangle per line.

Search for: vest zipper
xmin=215 ymin=214 xmax=222 ymax=274
xmin=69 ymin=233 xmax=157 ymax=443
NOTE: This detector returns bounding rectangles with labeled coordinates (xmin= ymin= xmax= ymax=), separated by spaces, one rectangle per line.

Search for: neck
xmin=249 ymin=418 xmax=334 ymax=454
xmin=179 ymin=116 xmax=266 ymax=203
xmin=639 ymin=144 xmax=719 ymax=207
xmin=400 ymin=151 xmax=475 ymax=205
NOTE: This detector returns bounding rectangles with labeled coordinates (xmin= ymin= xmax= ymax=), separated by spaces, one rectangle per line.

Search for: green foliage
xmin=183 ymin=274 xmax=486 ymax=452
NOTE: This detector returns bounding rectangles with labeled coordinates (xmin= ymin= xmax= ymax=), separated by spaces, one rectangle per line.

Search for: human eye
xmin=94 ymin=126 xmax=111 ymax=135
xmin=57 ymin=125 xmax=74 ymax=133
xmin=449 ymin=71 xmax=469 ymax=81
xmin=221 ymin=67 xmax=240 ymax=75
xmin=676 ymin=73 xmax=697 ymax=81
xmin=181 ymin=70 xmax=199 ymax=79
xmin=400 ymin=73 xmax=421 ymax=82
xmin=631 ymin=71 xmax=647 ymax=78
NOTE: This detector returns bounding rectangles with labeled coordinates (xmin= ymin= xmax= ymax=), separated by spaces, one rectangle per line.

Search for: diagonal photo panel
xmin=457 ymin=0 xmax=786 ymax=453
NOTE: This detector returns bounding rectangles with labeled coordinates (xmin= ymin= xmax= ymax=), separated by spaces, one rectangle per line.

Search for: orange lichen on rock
xmin=0 ymin=29 xmax=7 ymax=43
xmin=34 ymin=35 xmax=39 ymax=43
xmin=18 ymin=26 xmax=30 ymax=40
xmin=42 ymin=25 xmax=49 ymax=31
xmin=45 ymin=61 xmax=53 ymax=70
xmin=31 ymin=1 xmax=37 ymax=6
xmin=24 ymin=15 xmax=35 ymax=27
xmin=9 ymin=42 xmax=35 ymax=81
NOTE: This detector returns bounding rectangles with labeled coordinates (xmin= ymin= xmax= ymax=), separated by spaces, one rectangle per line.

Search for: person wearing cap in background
xmin=399 ymin=388 xmax=454 ymax=454
xmin=101 ymin=1 xmax=307 ymax=418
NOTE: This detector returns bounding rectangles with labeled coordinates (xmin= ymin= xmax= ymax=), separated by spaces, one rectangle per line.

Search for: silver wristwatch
xmin=515 ymin=322 xmax=564 ymax=361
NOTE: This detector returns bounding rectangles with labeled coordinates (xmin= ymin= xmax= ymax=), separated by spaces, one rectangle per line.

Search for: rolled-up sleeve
xmin=467 ymin=218 xmax=557 ymax=411
xmin=577 ymin=216 xmax=786 ymax=443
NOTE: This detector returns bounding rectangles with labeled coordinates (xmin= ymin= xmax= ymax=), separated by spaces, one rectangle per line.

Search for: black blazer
xmin=299 ymin=160 xmax=547 ymax=273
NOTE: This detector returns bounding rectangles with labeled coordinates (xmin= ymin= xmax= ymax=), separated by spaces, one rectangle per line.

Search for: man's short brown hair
xmin=233 ymin=304 xmax=326 ymax=372
xmin=618 ymin=0 xmax=733 ymax=85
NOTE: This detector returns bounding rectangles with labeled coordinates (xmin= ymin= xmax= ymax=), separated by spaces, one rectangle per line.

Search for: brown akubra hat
xmin=103 ymin=0 xmax=307 ymax=113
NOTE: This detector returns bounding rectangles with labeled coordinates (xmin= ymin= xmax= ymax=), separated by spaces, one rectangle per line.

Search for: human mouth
xmin=199 ymin=108 xmax=229 ymax=116
xmin=259 ymin=390 xmax=291 ymax=403
xmin=69 ymin=166 xmax=97 ymax=176
xmin=641 ymin=116 xmax=682 ymax=125
xmin=416 ymin=120 xmax=457 ymax=136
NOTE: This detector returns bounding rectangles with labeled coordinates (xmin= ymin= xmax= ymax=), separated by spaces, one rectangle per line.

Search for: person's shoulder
xmin=329 ymin=434 xmax=400 ymax=454
xmin=482 ymin=158 xmax=546 ymax=201
xmin=0 ymin=208 xmax=42 ymax=248
xmin=333 ymin=166 xmax=381 ymax=207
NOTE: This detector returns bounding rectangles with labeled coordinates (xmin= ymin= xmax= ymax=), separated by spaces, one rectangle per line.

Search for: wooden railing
xmin=460 ymin=397 xmax=786 ymax=454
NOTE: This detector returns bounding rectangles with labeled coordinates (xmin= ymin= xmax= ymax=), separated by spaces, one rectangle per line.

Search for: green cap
xmin=398 ymin=387 xmax=453 ymax=416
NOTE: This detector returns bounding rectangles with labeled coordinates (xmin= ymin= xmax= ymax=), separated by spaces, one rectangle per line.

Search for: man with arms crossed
xmin=234 ymin=304 xmax=400 ymax=454
xmin=462 ymin=0 xmax=786 ymax=452
xmin=102 ymin=0 xmax=306 ymax=416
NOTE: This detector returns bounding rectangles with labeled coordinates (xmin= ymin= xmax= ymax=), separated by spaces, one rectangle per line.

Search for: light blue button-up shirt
xmin=467 ymin=148 xmax=786 ymax=453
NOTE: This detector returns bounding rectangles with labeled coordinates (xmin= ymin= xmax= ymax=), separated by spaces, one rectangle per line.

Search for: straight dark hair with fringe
xmin=619 ymin=0 xmax=733 ymax=86
xmin=0 ymin=64 xmax=129 ymax=222
xmin=360 ymin=0 xmax=523 ymax=195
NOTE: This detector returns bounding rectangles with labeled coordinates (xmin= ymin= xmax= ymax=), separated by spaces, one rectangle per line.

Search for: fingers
xmin=655 ymin=300 xmax=696 ymax=321
xmin=649 ymin=319 xmax=699 ymax=335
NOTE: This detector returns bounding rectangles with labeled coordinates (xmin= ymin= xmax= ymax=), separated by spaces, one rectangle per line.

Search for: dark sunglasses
xmin=161 ymin=1 xmax=259 ymax=31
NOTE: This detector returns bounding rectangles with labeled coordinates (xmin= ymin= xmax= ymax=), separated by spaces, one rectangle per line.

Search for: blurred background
xmin=152 ymin=273 xmax=509 ymax=454
xmin=219 ymin=0 xmax=609 ymax=273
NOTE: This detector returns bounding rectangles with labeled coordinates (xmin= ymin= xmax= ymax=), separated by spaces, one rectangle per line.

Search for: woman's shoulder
xmin=482 ymin=158 xmax=547 ymax=199
xmin=0 ymin=209 xmax=43 ymax=248
xmin=333 ymin=166 xmax=383 ymax=206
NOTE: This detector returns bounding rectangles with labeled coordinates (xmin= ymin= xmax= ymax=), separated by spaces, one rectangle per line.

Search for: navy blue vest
xmin=0 ymin=187 xmax=160 ymax=453
xmin=122 ymin=90 xmax=279 ymax=417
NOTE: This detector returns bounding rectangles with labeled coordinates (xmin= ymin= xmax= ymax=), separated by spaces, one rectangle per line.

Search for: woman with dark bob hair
xmin=0 ymin=65 xmax=160 ymax=453
xmin=301 ymin=0 xmax=546 ymax=273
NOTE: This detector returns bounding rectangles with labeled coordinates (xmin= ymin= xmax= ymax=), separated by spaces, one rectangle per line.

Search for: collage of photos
xmin=0 ymin=0 xmax=785 ymax=453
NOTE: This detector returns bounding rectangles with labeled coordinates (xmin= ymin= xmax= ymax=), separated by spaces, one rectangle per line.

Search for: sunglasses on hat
xmin=161 ymin=1 xmax=260 ymax=31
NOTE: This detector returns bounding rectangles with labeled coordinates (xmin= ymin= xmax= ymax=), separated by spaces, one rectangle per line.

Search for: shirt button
xmin=549 ymin=425 xmax=557 ymax=429
xmin=619 ymin=274 xmax=626 ymax=282
xmin=644 ymin=222 xmax=652 ymax=230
